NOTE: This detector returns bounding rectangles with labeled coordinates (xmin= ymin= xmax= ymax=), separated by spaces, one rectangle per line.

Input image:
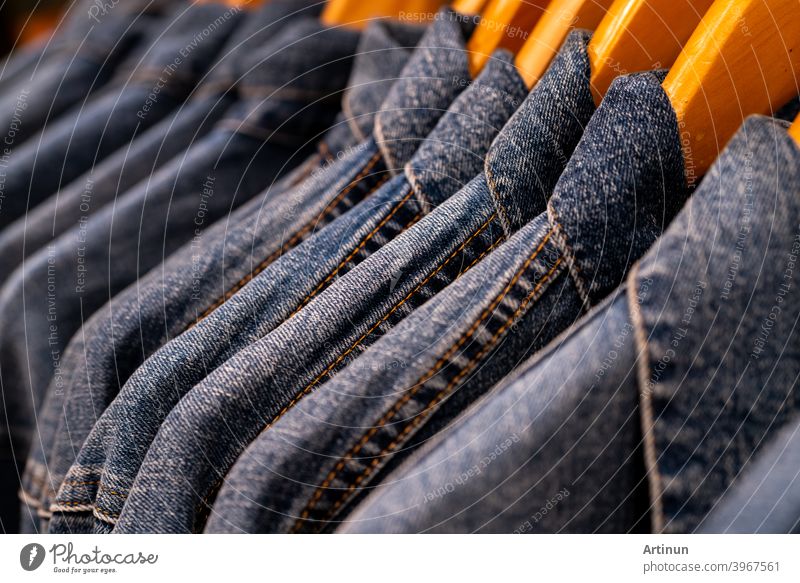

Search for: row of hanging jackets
xmin=0 ymin=0 xmax=798 ymax=534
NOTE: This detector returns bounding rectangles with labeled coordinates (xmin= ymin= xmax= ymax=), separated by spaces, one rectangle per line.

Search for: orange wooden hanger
xmin=466 ymin=0 xmax=549 ymax=76
xmin=514 ymin=0 xmax=616 ymax=89
xmin=587 ymin=0 xmax=715 ymax=105
xmin=663 ymin=0 xmax=800 ymax=182
xmin=790 ymin=113 xmax=800 ymax=147
xmin=322 ymin=0 xmax=450 ymax=29
xmin=453 ymin=0 xmax=492 ymax=13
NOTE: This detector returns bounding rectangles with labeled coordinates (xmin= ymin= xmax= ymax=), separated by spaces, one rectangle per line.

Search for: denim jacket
xmin=0 ymin=3 xmax=242 ymax=229
xmin=0 ymin=0 xmax=325 ymax=285
xmin=1 ymin=17 xmax=360 ymax=533
xmin=204 ymin=68 xmax=691 ymax=533
xmin=46 ymin=10 xmax=475 ymax=534
xmin=111 ymin=31 xmax=601 ymax=534
xmin=56 ymin=33 xmax=528 ymax=536
xmin=338 ymin=116 xmax=800 ymax=533
xmin=0 ymin=0 xmax=176 ymax=148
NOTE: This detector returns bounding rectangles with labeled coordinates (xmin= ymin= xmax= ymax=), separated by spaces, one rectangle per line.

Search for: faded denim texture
xmin=2 ymin=17 xmax=360 ymax=533
xmin=0 ymin=3 xmax=242 ymax=229
xmin=699 ymin=413 xmax=800 ymax=534
xmin=205 ymin=68 xmax=690 ymax=534
xmin=115 ymin=31 xmax=600 ymax=534
xmin=339 ymin=116 xmax=800 ymax=533
xmin=48 ymin=10 xmax=472 ymax=534
xmin=0 ymin=0 xmax=324 ymax=284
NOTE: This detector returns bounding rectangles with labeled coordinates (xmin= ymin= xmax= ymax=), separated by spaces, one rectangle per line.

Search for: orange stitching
xmin=287 ymin=187 xmax=417 ymax=318
xmin=93 ymin=506 xmax=119 ymax=521
xmin=96 ymin=486 xmax=131 ymax=501
xmin=52 ymin=500 xmax=94 ymax=509
xmin=294 ymin=229 xmax=556 ymax=530
xmin=61 ymin=480 xmax=100 ymax=486
xmin=258 ymin=215 xmax=502 ymax=438
xmin=191 ymin=152 xmax=385 ymax=325
xmin=322 ymin=258 xmax=565 ymax=520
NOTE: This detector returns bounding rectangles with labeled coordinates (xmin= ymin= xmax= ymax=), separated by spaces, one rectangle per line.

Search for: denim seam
xmin=47 ymin=157 xmax=393 ymax=522
xmin=373 ymin=114 xmax=399 ymax=173
xmin=50 ymin=501 xmax=95 ymax=513
xmin=58 ymin=178 xmax=415 ymax=525
xmin=287 ymin=186 xmax=417 ymax=318
xmin=256 ymin=215 xmax=501 ymax=438
xmin=484 ymin=158 xmax=514 ymax=238
xmin=342 ymin=92 xmax=367 ymax=143
xmin=190 ymin=151 xmax=385 ymax=325
xmin=319 ymin=257 xmax=567 ymax=526
xmin=181 ymin=219 xmax=502 ymax=532
xmin=93 ymin=506 xmax=118 ymax=525
xmin=403 ymin=164 xmax=434 ymax=215
xmin=294 ymin=230 xmax=562 ymax=530
xmin=547 ymin=203 xmax=591 ymax=309
xmin=628 ymin=262 xmax=665 ymax=533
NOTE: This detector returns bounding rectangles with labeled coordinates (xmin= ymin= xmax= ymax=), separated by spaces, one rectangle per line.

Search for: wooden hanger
xmin=322 ymin=0 xmax=450 ymax=29
xmin=663 ymin=0 xmax=800 ymax=181
xmin=514 ymin=0 xmax=616 ymax=89
xmin=466 ymin=0 xmax=549 ymax=76
xmin=453 ymin=0 xmax=492 ymax=13
xmin=587 ymin=0 xmax=715 ymax=105
xmin=790 ymin=113 xmax=800 ymax=147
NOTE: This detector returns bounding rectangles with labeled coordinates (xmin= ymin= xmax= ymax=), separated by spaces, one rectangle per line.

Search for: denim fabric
xmin=0 ymin=0 xmax=173 ymax=149
xmin=699 ymin=414 xmax=800 ymax=534
xmin=0 ymin=0 xmax=322 ymax=284
xmin=114 ymin=32 xmax=600 ymax=534
xmin=0 ymin=3 xmax=241 ymax=229
xmin=46 ymin=13 xmax=472 ymax=533
xmin=1 ymin=18 xmax=360 ymax=533
xmin=338 ymin=115 xmax=800 ymax=533
xmin=204 ymin=69 xmax=689 ymax=534
xmin=69 ymin=38 xmax=510 ymax=528
xmin=63 ymin=25 xmax=518 ymax=535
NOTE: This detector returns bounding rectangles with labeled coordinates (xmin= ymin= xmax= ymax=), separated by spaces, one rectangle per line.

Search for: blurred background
xmin=0 ymin=0 xmax=69 ymax=57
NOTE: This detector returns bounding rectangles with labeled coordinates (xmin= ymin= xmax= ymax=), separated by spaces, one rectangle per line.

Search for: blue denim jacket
xmin=1 ymin=17 xmax=361 ymax=533
xmin=57 ymin=30 xmax=525 ymax=536
xmin=110 ymin=31 xmax=600 ymax=534
xmin=46 ymin=11 xmax=474 ymax=534
xmin=338 ymin=115 xmax=800 ymax=533
xmin=203 ymin=67 xmax=691 ymax=534
xmin=699 ymin=413 xmax=800 ymax=533
xmin=0 ymin=0 xmax=324 ymax=287
xmin=0 ymin=3 xmax=242 ymax=229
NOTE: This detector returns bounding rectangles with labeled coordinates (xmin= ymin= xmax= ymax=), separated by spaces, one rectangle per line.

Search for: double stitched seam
xmin=288 ymin=187 xmax=417 ymax=318
xmin=190 ymin=152 xmax=384 ymax=326
xmin=51 ymin=501 xmax=95 ymax=513
xmin=485 ymin=160 xmax=515 ymax=238
xmin=93 ymin=506 xmax=118 ymax=524
xmin=628 ymin=263 xmax=665 ymax=533
xmin=547 ymin=203 xmax=591 ymax=309
xmin=294 ymin=229 xmax=561 ymax=531
xmin=256 ymin=214 xmax=502 ymax=441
